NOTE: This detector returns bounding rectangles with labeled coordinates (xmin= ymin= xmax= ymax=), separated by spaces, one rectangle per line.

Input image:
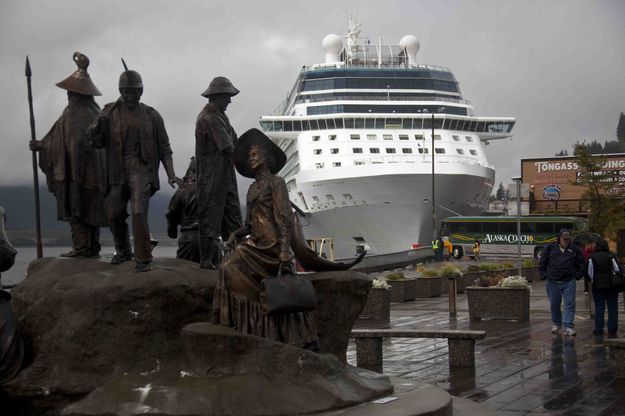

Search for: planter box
xmin=522 ymin=266 xmax=540 ymax=282
xmin=439 ymin=275 xmax=465 ymax=294
xmin=357 ymin=288 xmax=391 ymax=328
xmin=466 ymin=287 xmax=530 ymax=322
xmin=387 ymin=278 xmax=417 ymax=302
xmin=415 ymin=276 xmax=442 ymax=298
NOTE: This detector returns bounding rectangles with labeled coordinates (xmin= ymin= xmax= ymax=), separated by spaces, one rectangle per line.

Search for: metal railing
xmin=531 ymin=199 xmax=591 ymax=214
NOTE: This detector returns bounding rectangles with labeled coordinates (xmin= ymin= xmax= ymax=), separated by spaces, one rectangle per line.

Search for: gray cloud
xmin=1 ymin=0 xmax=624 ymax=195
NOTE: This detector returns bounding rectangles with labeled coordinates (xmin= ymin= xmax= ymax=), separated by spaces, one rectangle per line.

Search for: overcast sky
xmin=1 ymin=0 xmax=624 ymax=196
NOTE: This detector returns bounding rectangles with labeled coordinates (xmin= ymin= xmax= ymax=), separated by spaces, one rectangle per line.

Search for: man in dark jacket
xmin=539 ymin=229 xmax=585 ymax=336
xmin=195 ymin=77 xmax=242 ymax=269
xmin=166 ymin=157 xmax=200 ymax=263
xmin=88 ymin=68 xmax=182 ymax=272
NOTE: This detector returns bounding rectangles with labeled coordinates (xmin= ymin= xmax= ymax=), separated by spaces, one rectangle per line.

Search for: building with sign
xmin=521 ymin=154 xmax=625 ymax=215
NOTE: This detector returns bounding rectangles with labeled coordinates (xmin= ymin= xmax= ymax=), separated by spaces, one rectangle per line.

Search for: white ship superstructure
xmin=260 ymin=19 xmax=515 ymax=259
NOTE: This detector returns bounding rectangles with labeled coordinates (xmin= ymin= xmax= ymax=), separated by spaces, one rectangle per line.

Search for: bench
xmin=350 ymin=329 xmax=487 ymax=373
xmin=604 ymin=338 xmax=625 ymax=379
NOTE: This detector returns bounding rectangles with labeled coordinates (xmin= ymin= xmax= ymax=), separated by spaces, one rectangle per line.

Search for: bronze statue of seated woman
xmin=211 ymin=129 xmax=319 ymax=349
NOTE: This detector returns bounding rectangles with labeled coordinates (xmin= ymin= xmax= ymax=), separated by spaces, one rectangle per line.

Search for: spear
xmin=25 ymin=56 xmax=43 ymax=259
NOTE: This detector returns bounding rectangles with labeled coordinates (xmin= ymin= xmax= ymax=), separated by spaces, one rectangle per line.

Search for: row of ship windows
xmin=313 ymin=148 xmax=478 ymax=155
xmin=312 ymin=134 xmax=474 ymax=142
xmin=310 ymin=194 xmax=353 ymax=203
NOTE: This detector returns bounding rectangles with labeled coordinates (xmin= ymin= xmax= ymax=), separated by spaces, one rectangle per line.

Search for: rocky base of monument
xmin=0 ymin=257 xmax=375 ymax=414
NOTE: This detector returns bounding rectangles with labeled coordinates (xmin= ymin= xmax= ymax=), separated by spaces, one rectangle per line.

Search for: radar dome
xmin=399 ymin=35 xmax=420 ymax=65
xmin=322 ymin=34 xmax=342 ymax=64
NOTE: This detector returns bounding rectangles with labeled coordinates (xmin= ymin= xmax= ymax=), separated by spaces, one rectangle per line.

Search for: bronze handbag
xmin=259 ymin=270 xmax=317 ymax=316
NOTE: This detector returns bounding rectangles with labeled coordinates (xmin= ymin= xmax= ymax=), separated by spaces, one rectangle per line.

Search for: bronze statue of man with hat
xmin=88 ymin=64 xmax=183 ymax=272
xmin=29 ymin=52 xmax=106 ymax=257
xmin=194 ymin=77 xmax=243 ymax=269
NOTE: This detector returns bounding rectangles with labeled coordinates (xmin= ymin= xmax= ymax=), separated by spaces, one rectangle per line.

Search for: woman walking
xmin=587 ymin=238 xmax=621 ymax=337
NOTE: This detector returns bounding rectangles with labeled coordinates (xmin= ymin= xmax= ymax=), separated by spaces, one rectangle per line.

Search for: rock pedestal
xmin=1 ymin=257 xmax=373 ymax=413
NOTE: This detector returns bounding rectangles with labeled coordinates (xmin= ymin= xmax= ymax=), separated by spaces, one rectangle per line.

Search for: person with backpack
xmin=539 ymin=229 xmax=585 ymax=336
xmin=587 ymin=238 xmax=622 ymax=337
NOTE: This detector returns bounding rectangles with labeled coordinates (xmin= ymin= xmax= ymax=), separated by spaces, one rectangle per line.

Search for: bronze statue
xmin=212 ymin=129 xmax=318 ymax=349
xmin=88 ymin=66 xmax=182 ymax=272
xmin=166 ymin=157 xmax=200 ymax=263
xmin=195 ymin=77 xmax=242 ymax=269
xmin=29 ymin=52 xmax=106 ymax=257
xmin=0 ymin=207 xmax=24 ymax=384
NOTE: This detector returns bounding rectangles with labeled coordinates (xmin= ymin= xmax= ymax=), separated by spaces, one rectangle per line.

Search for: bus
xmin=440 ymin=216 xmax=587 ymax=259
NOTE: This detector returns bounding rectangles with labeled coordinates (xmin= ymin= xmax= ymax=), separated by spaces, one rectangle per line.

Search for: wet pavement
xmin=347 ymin=279 xmax=625 ymax=415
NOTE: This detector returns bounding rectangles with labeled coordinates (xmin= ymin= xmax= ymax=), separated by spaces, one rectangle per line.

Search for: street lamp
xmin=512 ymin=176 xmax=522 ymax=278
xmin=430 ymin=107 xmax=446 ymax=242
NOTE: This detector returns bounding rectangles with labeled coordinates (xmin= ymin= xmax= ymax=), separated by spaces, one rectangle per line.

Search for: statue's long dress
xmin=212 ymin=174 xmax=318 ymax=346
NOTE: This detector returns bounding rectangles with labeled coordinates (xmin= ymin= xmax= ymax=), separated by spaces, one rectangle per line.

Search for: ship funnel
xmin=322 ymin=34 xmax=343 ymax=64
xmin=399 ymin=35 xmax=420 ymax=65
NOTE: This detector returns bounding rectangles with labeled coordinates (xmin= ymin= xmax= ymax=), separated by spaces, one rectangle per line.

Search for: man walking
xmin=89 ymin=67 xmax=182 ymax=272
xmin=30 ymin=52 xmax=106 ymax=257
xmin=195 ymin=77 xmax=242 ymax=269
xmin=539 ymin=229 xmax=585 ymax=335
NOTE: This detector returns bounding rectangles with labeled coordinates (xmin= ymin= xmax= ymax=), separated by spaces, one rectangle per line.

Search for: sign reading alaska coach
xmin=482 ymin=233 xmax=534 ymax=244
xmin=521 ymin=154 xmax=625 ymax=205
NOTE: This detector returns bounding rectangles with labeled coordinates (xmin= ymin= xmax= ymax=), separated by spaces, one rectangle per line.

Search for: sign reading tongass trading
xmin=521 ymin=154 xmax=625 ymax=203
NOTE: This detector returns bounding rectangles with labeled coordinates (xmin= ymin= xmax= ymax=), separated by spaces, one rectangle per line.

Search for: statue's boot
xmin=110 ymin=220 xmax=132 ymax=264
xmin=199 ymin=237 xmax=221 ymax=270
xmin=132 ymin=214 xmax=152 ymax=272
xmin=62 ymin=222 xmax=91 ymax=257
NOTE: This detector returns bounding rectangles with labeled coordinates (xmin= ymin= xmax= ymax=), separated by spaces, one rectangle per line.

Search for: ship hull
xmin=295 ymin=168 xmax=494 ymax=259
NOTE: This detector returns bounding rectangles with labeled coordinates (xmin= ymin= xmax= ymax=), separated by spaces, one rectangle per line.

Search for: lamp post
xmin=512 ymin=176 xmax=522 ymax=278
xmin=430 ymin=107 xmax=445 ymax=242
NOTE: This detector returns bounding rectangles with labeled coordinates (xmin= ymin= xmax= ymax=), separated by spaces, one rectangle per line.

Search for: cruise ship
xmin=259 ymin=19 xmax=515 ymax=261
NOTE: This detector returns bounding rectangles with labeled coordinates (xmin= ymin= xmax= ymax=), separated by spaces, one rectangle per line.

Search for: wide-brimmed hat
xmin=233 ymin=128 xmax=286 ymax=178
xmin=201 ymin=76 xmax=240 ymax=98
xmin=56 ymin=52 xmax=102 ymax=96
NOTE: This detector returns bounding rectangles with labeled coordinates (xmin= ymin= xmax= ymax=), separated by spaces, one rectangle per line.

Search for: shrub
xmin=421 ymin=269 xmax=441 ymax=277
xmin=478 ymin=263 xmax=498 ymax=272
xmin=500 ymin=261 xmax=515 ymax=269
xmin=372 ymin=278 xmax=390 ymax=289
xmin=475 ymin=271 xmax=507 ymax=287
xmin=466 ymin=265 xmax=480 ymax=272
xmin=385 ymin=272 xmax=406 ymax=281
xmin=500 ymin=275 xmax=529 ymax=288
xmin=440 ymin=265 xmax=462 ymax=276
xmin=522 ymin=259 xmax=537 ymax=268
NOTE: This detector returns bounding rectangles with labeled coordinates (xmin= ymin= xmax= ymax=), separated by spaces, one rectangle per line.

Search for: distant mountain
xmin=0 ymin=185 xmax=174 ymax=233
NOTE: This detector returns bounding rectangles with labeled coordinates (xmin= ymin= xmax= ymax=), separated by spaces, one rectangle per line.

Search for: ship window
xmin=399 ymin=134 xmax=409 ymax=140
xmin=293 ymin=120 xmax=302 ymax=131
xmin=354 ymin=161 xmax=365 ymax=165
xmin=370 ymin=148 xmax=380 ymax=154
xmin=343 ymin=194 xmax=354 ymax=200
xmin=433 ymin=134 xmax=442 ymax=140
xmin=353 ymin=148 xmax=363 ymax=153
xmin=402 ymin=119 xmax=412 ymax=129
xmin=465 ymin=136 xmax=473 ymax=142
xmin=435 ymin=148 xmax=446 ymax=154
xmin=284 ymin=121 xmax=293 ymax=131
xmin=312 ymin=135 xmax=320 ymax=142
xmin=329 ymin=134 xmax=337 ymax=141
xmin=413 ymin=119 xmax=423 ymax=129
xmin=332 ymin=162 xmax=341 ymax=167
xmin=366 ymin=134 xmax=377 ymax=140
xmin=456 ymin=149 xmax=465 ymax=155
xmin=314 ymin=149 xmax=322 ymax=155
xmin=344 ymin=118 xmax=355 ymax=129
xmin=330 ymin=148 xmax=339 ymax=154
xmin=402 ymin=148 xmax=413 ymax=154
xmin=386 ymin=148 xmax=397 ymax=154
xmin=354 ymin=118 xmax=365 ymax=128
xmin=315 ymin=163 xmax=324 ymax=169
xmin=326 ymin=119 xmax=335 ymax=129
xmin=350 ymin=134 xmax=360 ymax=140
xmin=383 ymin=134 xmax=393 ymax=140
xmin=452 ymin=135 xmax=460 ymax=141
xmin=415 ymin=134 xmax=425 ymax=140
xmin=317 ymin=119 xmax=327 ymax=130
xmin=470 ymin=150 xmax=478 ymax=155
xmin=365 ymin=118 xmax=375 ymax=128
xmin=312 ymin=196 xmax=320 ymax=202
xmin=326 ymin=194 xmax=334 ymax=201
xmin=310 ymin=119 xmax=319 ymax=130
xmin=334 ymin=118 xmax=344 ymax=129
xmin=418 ymin=148 xmax=429 ymax=154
